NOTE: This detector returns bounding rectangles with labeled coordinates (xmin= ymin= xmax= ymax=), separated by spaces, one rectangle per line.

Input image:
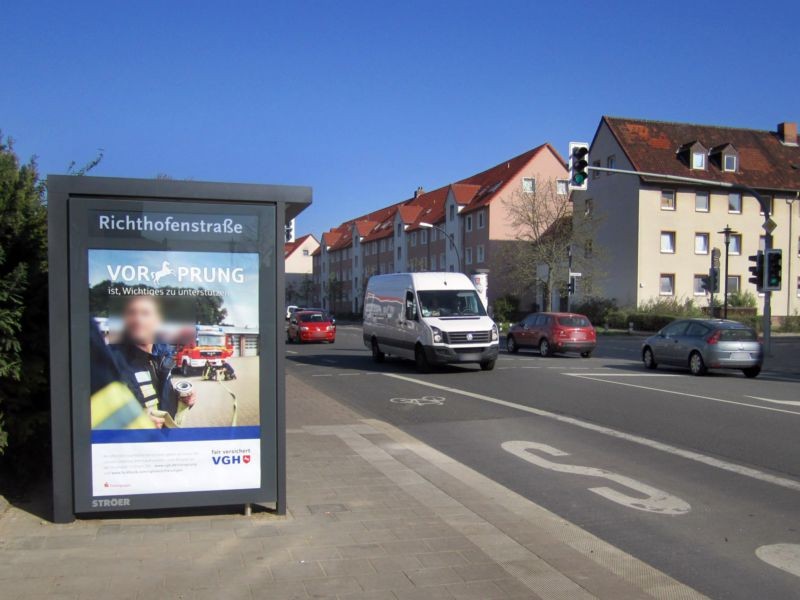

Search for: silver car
xmin=642 ymin=319 xmax=763 ymax=378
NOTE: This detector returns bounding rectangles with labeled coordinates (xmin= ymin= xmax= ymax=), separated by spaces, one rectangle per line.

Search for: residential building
xmin=573 ymin=117 xmax=800 ymax=317
xmin=312 ymin=145 xmax=569 ymax=314
xmin=284 ymin=233 xmax=319 ymax=306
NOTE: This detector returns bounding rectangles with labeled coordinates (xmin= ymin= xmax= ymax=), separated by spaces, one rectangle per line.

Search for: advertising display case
xmin=47 ymin=176 xmax=310 ymax=522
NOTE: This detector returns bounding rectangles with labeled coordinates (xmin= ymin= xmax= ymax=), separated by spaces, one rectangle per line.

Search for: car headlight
xmin=491 ymin=324 xmax=499 ymax=341
xmin=300 ymin=326 xmax=309 ymax=332
xmin=431 ymin=326 xmax=443 ymax=344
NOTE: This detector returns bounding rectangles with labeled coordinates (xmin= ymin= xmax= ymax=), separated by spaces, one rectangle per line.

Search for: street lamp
xmin=718 ymin=225 xmax=739 ymax=319
xmin=418 ymin=222 xmax=462 ymax=273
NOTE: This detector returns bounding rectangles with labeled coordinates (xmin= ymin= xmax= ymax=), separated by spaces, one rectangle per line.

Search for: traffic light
xmin=748 ymin=251 xmax=764 ymax=291
xmin=764 ymin=249 xmax=782 ymax=291
xmin=568 ymin=142 xmax=590 ymax=191
xmin=567 ymin=276 xmax=576 ymax=295
xmin=701 ymin=267 xmax=719 ymax=294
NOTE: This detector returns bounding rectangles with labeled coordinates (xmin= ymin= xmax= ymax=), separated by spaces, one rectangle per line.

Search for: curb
xmin=0 ymin=494 xmax=9 ymax=517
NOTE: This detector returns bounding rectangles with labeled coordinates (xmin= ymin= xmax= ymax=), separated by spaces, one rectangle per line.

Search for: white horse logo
xmin=151 ymin=260 xmax=174 ymax=285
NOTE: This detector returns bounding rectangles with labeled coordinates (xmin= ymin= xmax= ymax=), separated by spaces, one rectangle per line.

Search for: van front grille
xmin=446 ymin=330 xmax=491 ymax=344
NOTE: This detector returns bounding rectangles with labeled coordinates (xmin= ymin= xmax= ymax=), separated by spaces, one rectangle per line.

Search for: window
xmin=659 ymin=274 xmax=675 ymax=296
xmin=396 ymin=246 xmax=402 ymax=260
xmin=420 ymin=230 xmax=427 ymax=244
xmin=465 ymin=215 xmax=473 ymax=232
xmin=430 ymin=228 xmax=436 ymax=241
xmin=465 ymin=247 xmax=473 ymax=265
xmin=592 ymin=160 xmax=601 ymax=179
xmin=606 ymin=155 xmax=616 ymax=173
xmin=584 ymin=198 xmax=594 ymax=216
xmin=411 ymin=231 xmax=417 ymax=247
xmin=476 ymin=244 xmax=485 ymax=263
xmin=556 ymin=180 xmax=568 ymax=195
xmin=661 ymin=190 xmax=676 ymax=210
xmin=449 ymin=205 xmax=455 ymax=221
xmin=728 ymin=193 xmax=742 ymax=213
xmin=695 ymin=191 xmax=709 ymax=212
xmin=692 ymin=152 xmax=706 ymax=169
xmin=726 ymin=275 xmax=740 ymax=295
xmin=724 ymin=154 xmax=737 ymax=172
xmin=729 ymin=234 xmax=742 ymax=255
xmin=685 ymin=322 xmax=710 ymax=337
xmin=302 ymin=249 xmax=309 ymax=256
xmin=522 ymin=178 xmax=536 ymax=193
xmin=477 ymin=210 xmax=485 ymax=229
xmin=759 ymin=196 xmax=774 ymax=216
xmin=797 ymin=276 xmax=800 ymax=297
xmin=660 ymin=231 xmax=676 ymax=253
xmin=449 ymin=264 xmax=454 ymax=272
xmin=397 ymin=224 xmax=402 ymax=237
xmin=693 ymin=274 xmax=706 ymax=296
xmin=440 ymin=253 xmax=445 ymax=269
xmin=694 ymin=233 xmax=709 ymax=254
xmin=354 ymin=256 xmax=359 ymax=267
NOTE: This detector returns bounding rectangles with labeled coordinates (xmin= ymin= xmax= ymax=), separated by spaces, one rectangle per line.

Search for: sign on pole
xmin=47 ymin=176 xmax=311 ymax=522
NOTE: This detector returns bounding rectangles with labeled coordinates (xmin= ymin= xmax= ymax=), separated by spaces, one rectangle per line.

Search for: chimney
xmin=778 ymin=122 xmax=797 ymax=145
xmin=414 ymin=186 xmax=425 ymax=198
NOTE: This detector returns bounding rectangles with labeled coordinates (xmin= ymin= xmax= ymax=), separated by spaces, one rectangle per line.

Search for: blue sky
xmin=3 ymin=1 xmax=798 ymax=237
xmin=89 ymin=249 xmax=259 ymax=327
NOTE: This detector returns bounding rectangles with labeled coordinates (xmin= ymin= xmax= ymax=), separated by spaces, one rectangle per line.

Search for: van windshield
xmin=418 ymin=290 xmax=486 ymax=317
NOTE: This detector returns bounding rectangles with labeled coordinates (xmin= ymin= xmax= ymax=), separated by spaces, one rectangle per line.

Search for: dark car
xmin=506 ymin=312 xmax=596 ymax=357
xmin=642 ymin=318 xmax=762 ymax=377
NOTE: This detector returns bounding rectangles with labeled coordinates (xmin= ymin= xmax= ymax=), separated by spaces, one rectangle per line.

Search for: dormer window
xmin=692 ymin=151 xmax=706 ymax=170
xmin=679 ymin=141 xmax=707 ymax=170
xmin=710 ymin=143 xmax=739 ymax=173
xmin=723 ymin=154 xmax=737 ymax=172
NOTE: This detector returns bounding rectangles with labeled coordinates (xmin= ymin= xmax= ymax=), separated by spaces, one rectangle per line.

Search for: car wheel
xmin=480 ymin=359 xmax=496 ymax=371
xmin=371 ymin=338 xmax=385 ymax=363
xmin=539 ymin=338 xmax=551 ymax=357
xmin=689 ymin=351 xmax=707 ymax=376
xmin=415 ymin=345 xmax=431 ymax=373
xmin=743 ymin=366 xmax=761 ymax=378
xmin=580 ymin=351 xmax=592 ymax=358
xmin=506 ymin=335 xmax=519 ymax=354
xmin=181 ymin=362 xmax=190 ymax=377
xmin=642 ymin=347 xmax=657 ymax=370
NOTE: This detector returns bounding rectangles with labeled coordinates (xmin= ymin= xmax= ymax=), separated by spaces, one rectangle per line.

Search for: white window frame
xmin=661 ymin=190 xmax=676 ymax=211
xmin=724 ymin=154 xmax=737 ymax=172
xmin=726 ymin=275 xmax=741 ymax=295
xmin=556 ymin=179 xmax=569 ymax=195
xmin=729 ymin=234 xmax=742 ymax=255
xmin=693 ymin=274 xmax=706 ymax=296
xmin=659 ymin=274 xmax=675 ymax=296
xmin=411 ymin=231 xmax=417 ymax=247
xmin=728 ymin=192 xmax=742 ymax=214
xmin=694 ymin=233 xmax=709 ymax=255
xmin=465 ymin=215 xmax=473 ymax=232
xmin=592 ymin=160 xmax=601 ymax=179
xmin=522 ymin=177 xmax=536 ymax=193
xmin=465 ymin=247 xmax=473 ymax=265
xmin=695 ymin=191 xmax=709 ymax=212
xmin=476 ymin=244 xmax=485 ymax=263
xmin=420 ymin=230 xmax=427 ymax=244
xmin=692 ymin=152 xmax=706 ymax=170
xmin=660 ymin=231 xmax=676 ymax=254
xmin=477 ymin=210 xmax=485 ymax=229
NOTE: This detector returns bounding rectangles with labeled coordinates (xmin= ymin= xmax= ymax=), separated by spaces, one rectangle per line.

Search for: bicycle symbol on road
xmin=389 ymin=395 xmax=446 ymax=406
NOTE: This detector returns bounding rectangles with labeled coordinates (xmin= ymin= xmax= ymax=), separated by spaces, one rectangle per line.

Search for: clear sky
xmin=3 ymin=1 xmax=798 ymax=237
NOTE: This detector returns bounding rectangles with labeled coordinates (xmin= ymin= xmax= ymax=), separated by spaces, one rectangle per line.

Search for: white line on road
xmin=383 ymin=373 xmax=800 ymax=493
xmin=567 ymin=374 xmax=800 ymax=417
xmin=564 ymin=373 xmax=678 ymax=377
xmin=745 ymin=395 xmax=800 ymax=407
xmin=756 ymin=544 xmax=800 ymax=578
xmin=286 ymin=350 xmax=298 ymax=355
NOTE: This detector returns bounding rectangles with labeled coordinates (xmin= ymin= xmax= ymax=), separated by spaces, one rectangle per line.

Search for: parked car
xmin=287 ymin=311 xmax=336 ymax=344
xmin=642 ymin=318 xmax=762 ymax=377
xmin=506 ymin=312 xmax=596 ymax=357
xmin=363 ymin=272 xmax=499 ymax=371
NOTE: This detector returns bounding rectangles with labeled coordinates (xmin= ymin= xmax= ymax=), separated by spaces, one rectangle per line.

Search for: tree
xmin=501 ymin=179 xmax=601 ymax=311
xmin=300 ymin=275 xmax=314 ymax=306
xmin=327 ymin=274 xmax=344 ymax=312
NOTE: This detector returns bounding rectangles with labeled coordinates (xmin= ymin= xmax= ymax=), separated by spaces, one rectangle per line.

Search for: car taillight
xmin=706 ymin=330 xmax=721 ymax=345
xmin=555 ymin=328 xmax=569 ymax=338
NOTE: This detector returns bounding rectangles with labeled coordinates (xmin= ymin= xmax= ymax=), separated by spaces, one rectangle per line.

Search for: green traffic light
xmin=573 ymin=173 xmax=587 ymax=185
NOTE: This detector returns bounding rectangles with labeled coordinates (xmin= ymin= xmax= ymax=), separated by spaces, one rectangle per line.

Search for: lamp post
xmin=718 ymin=225 xmax=739 ymax=319
xmin=418 ymin=222 xmax=462 ymax=273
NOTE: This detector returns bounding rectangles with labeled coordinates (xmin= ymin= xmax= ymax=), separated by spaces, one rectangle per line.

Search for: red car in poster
xmin=173 ymin=325 xmax=234 ymax=375
xmin=287 ymin=311 xmax=336 ymax=344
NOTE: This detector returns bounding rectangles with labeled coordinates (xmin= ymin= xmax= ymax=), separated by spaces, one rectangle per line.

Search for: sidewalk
xmin=0 ymin=375 xmax=707 ymax=600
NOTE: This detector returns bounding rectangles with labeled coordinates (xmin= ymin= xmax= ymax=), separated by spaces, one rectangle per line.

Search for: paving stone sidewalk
xmin=0 ymin=374 xmax=706 ymax=600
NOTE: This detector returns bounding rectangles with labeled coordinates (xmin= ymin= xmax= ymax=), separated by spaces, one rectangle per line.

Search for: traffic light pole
xmin=588 ymin=165 xmax=775 ymax=355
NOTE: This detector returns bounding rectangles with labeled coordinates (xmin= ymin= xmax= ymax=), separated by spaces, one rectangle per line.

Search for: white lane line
xmin=337 ymin=373 xmax=361 ymax=376
xmin=567 ymin=374 xmax=800 ymax=417
xmin=383 ymin=373 xmax=800 ymax=493
xmin=286 ymin=350 xmax=298 ymax=355
xmin=745 ymin=395 xmax=800 ymax=407
xmin=756 ymin=544 xmax=800 ymax=578
xmin=312 ymin=374 xmax=333 ymax=377
xmin=564 ymin=373 xmax=678 ymax=377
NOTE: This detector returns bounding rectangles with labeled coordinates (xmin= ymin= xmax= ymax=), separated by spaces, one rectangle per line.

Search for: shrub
xmin=572 ymin=296 xmax=618 ymax=326
xmin=492 ymin=294 xmax=520 ymax=324
xmin=727 ymin=290 xmax=757 ymax=308
xmin=777 ymin=312 xmax=800 ymax=333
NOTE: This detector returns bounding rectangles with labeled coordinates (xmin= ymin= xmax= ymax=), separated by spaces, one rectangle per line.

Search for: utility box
xmin=47 ymin=176 xmax=310 ymax=522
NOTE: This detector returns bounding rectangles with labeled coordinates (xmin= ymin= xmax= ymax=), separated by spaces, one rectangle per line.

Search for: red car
xmin=287 ymin=311 xmax=336 ymax=344
xmin=506 ymin=312 xmax=596 ymax=357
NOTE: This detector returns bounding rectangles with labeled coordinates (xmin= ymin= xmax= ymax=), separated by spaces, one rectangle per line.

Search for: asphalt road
xmin=287 ymin=326 xmax=800 ymax=600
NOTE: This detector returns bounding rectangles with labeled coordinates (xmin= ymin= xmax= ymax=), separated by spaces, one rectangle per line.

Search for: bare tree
xmin=501 ymin=179 xmax=601 ymax=311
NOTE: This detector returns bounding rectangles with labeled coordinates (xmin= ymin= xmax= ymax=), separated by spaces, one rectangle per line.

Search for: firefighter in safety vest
xmin=108 ymin=295 xmax=196 ymax=428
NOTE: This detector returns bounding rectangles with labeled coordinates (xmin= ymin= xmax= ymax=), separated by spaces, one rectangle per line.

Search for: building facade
xmin=284 ymin=233 xmax=319 ymax=306
xmin=573 ymin=117 xmax=800 ymax=316
xmin=311 ymin=145 xmax=569 ymax=315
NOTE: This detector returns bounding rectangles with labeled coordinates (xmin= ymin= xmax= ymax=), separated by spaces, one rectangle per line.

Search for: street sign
xmin=569 ymin=272 xmax=583 ymax=278
xmin=763 ymin=218 xmax=777 ymax=234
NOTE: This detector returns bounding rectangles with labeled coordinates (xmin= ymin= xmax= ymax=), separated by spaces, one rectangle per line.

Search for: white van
xmin=363 ymin=272 xmax=499 ymax=371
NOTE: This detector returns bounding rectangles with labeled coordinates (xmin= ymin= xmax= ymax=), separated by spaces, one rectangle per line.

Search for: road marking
xmin=383 ymin=373 xmax=800 ymax=493
xmin=502 ymin=441 xmax=690 ymax=515
xmin=745 ymin=395 xmax=800 ymax=407
xmin=567 ymin=374 xmax=800 ymax=417
xmin=337 ymin=373 xmax=361 ymax=376
xmin=286 ymin=350 xmax=298 ymax=355
xmin=564 ymin=373 xmax=678 ymax=377
xmin=756 ymin=544 xmax=800 ymax=578
xmin=312 ymin=374 xmax=333 ymax=377
xmin=390 ymin=395 xmax=446 ymax=406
